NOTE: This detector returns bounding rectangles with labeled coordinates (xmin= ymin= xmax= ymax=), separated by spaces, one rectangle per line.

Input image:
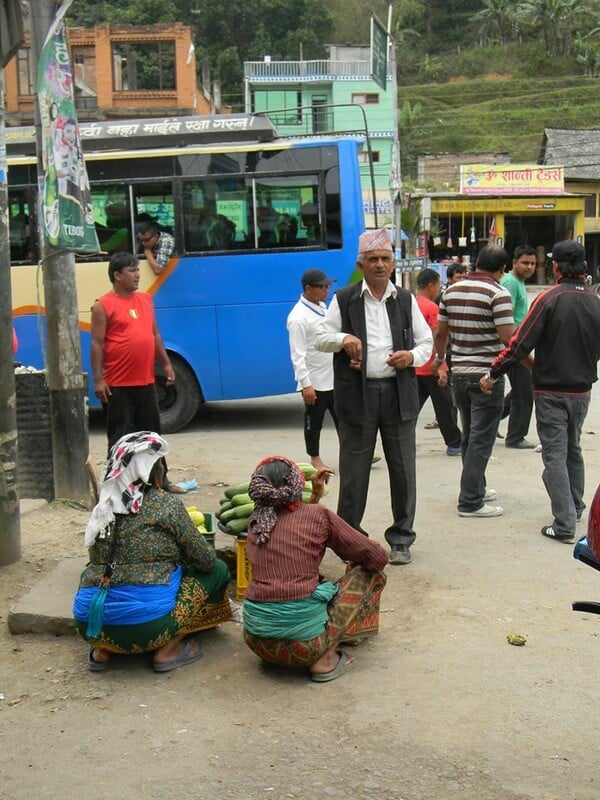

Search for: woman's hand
xmin=309 ymin=467 xmax=335 ymax=502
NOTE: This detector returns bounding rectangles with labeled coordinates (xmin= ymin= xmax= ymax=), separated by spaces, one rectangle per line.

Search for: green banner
xmin=36 ymin=0 xmax=99 ymax=253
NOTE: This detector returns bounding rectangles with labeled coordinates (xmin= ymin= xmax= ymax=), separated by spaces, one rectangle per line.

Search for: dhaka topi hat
xmin=358 ymin=228 xmax=393 ymax=256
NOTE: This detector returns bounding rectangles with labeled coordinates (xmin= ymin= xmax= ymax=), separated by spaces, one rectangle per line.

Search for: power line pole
xmin=0 ymin=66 xmax=21 ymax=565
xmin=30 ymin=0 xmax=90 ymax=505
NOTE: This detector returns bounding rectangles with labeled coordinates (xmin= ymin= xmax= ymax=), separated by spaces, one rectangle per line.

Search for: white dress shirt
xmin=314 ymin=279 xmax=432 ymax=377
xmin=286 ymin=294 xmax=334 ymax=391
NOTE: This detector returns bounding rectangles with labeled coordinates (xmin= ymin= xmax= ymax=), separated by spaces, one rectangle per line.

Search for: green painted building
xmin=243 ymin=45 xmax=396 ymax=229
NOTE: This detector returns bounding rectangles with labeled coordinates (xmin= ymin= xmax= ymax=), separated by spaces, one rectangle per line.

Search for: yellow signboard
xmin=460 ymin=164 xmax=564 ymax=196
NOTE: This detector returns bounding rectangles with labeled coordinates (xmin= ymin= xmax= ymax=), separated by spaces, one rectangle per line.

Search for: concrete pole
xmin=30 ymin=0 xmax=91 ymax=505
xmin=0 ymin=66 xmax=21 ymax=565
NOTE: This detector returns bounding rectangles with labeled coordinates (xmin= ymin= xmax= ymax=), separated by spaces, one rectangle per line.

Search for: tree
xmin=470 ymin=0 xmax=519 ymax=45
xmin=516 ymin=0 xmax=597 ymax=57
xmin=68 ymin=0 xmax=178 ymax=26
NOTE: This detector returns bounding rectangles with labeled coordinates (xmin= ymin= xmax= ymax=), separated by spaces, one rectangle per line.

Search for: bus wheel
xmin=155 ymin=355 xmax=201 ymax=434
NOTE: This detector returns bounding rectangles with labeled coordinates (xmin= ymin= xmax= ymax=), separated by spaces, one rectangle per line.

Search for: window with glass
xmin=91 ymin=187 xmax=133 ymax=254
xmin=351 ymin=93 xmax=380 ymax=105
xmin=359 ymin=150 xmax=380 ymax=164
xmin=8 ymin=189 xmax=34 ymax=263
xmin=584 ymin=194 xmax=597 ymax=218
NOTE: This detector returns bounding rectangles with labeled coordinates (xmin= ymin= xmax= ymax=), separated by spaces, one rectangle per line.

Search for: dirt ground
xmin=1 ymin=391 xmax=599 ymax=800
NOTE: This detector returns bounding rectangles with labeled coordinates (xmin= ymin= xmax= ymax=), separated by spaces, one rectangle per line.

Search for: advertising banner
xmin=36 ymin=0 xmax=99 ymax=252
xmin=460 ymin=164 xmax=564 ymax=196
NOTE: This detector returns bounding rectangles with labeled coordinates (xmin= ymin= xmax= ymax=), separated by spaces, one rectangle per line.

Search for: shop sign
xmin=460 ymin=164 xmax=564 ymax=196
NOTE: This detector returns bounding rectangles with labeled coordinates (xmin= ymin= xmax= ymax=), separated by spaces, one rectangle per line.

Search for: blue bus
xmin=7 ymin=114 xmax=366 ymax=431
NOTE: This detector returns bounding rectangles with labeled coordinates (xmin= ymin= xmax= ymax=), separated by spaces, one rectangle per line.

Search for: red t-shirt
xmin=98 ymin=291 xmax=156 ymax=386
xmin=415 ymin=294 xmax=440 ymax=377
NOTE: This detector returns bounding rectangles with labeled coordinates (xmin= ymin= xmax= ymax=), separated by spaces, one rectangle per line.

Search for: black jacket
xmin=490 ymin=278 xmax=600 ymax=393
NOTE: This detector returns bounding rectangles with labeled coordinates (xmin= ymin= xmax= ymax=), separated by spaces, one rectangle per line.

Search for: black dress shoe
xmin=389 ymin=544 xmax=412 ymax=565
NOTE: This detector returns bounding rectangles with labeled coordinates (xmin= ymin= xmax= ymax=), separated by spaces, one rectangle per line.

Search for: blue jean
xmin=535 ymin=392 xmax=590 ymax=534
xmin=452 ymin=376 xmax=505 ymax=512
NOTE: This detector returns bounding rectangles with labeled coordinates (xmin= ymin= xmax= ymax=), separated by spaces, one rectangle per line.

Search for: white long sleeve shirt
xmin=286 ymin=294 xmax=334 ymax=391
xmin=314 ymin=280 xmax=433 ymax=379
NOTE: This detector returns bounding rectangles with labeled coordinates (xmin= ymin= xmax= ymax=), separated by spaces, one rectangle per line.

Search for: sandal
xmin=310 ymin=650 xmax=355 ymax=683
xmin=153 ymin=638 xmax=204 ymax=673
xmin=88 ymin=648 xmax=109 ymax=672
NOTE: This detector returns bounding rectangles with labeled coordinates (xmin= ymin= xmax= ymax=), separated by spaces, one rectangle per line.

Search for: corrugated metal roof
xmin=540 ymin=128 xmax=600 ymax=179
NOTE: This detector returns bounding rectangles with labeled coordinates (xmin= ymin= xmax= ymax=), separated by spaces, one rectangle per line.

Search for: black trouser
xmin=503 ymin=362 xmax=534 ymax=446
xmin=104 ymin=385 xmax=171 ymax=482
xmin=105 ymin=384 xmax=161 ymax=450
xmin=337 ymin=379 xmax=416 ymax=547
xmin=417 ymin=374 xmax=461 ymax=447
xmin=304 ymin=389 xmax=338 ymax=456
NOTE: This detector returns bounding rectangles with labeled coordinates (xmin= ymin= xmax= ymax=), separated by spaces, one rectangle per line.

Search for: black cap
xmin=548 ymin=240 xmax=585 ymax=263
xmin=301 ymin=268 xmax=335 ymax=287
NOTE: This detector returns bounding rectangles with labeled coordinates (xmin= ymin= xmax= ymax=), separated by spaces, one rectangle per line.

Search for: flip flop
xmin=310 ymin=650 xmax=355 ymax=683
xmin=153 ymin=638 xmax=205 ymax=673
xmin=88 ymin=648 xmax=109 ymax=672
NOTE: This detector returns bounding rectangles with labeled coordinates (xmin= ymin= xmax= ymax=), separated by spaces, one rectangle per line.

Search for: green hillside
xmin=398 ymin=41 xmax=600 ymax=181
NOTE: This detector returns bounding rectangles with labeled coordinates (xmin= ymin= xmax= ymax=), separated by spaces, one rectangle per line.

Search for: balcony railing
xmin=244 ymin=60 xmax=374 ymax=80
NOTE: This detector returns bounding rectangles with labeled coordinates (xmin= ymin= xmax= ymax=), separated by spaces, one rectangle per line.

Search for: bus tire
xmin=155 ymin=355 xmax=202 ymax=434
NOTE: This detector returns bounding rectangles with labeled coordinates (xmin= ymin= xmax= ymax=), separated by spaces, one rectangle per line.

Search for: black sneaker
xmin=389 ymin=544 xmax=412 ymax=565
xmin=541 ymin=525 xmax=574 ymax=542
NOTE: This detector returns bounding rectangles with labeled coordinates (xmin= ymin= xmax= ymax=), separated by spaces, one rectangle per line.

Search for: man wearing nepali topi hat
xmin=314 ymin=228 xmax=433 ymax=565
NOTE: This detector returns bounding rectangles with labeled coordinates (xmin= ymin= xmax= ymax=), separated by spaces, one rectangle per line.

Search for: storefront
xmin=422 ymin=165 xmax=586 ymax=284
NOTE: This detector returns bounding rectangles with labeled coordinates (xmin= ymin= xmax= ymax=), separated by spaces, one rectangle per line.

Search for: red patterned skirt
xmin=243 ymin=566 xmax=386 ymax=667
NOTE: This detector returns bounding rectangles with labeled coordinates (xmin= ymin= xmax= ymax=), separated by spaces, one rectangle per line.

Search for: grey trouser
xmin=453 ymin=376 xmax=504 ymax=512
xmin=535 ymin=392 xmax=590 ymax=534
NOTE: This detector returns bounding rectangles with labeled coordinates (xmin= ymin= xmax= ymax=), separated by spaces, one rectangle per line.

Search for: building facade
xmin=244 ymin=45 xmax=396 ymax=229
xmin=4 ymin=22 xmax=213 ymax=125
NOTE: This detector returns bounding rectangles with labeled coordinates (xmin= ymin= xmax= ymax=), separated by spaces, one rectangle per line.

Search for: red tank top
xmin=98 ymin=291 xmax=156 ymax=386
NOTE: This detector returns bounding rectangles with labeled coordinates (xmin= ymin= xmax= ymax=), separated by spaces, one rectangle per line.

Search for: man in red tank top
xmin=91 ymin=252 xmax=181 ymax=491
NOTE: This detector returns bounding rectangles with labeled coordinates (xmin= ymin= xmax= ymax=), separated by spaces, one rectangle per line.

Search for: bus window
xmin=253 ymin=177 xmax=320 ymax=248
xmin=133 ymin=183 xmax=174 ymax=234
xmin=91 ymin=188 xmax=133 ymax=254
xmin=183 ymin=177 xmax=247 ymax=251
xmin=8 ymin=191 xmax=34 ymax=263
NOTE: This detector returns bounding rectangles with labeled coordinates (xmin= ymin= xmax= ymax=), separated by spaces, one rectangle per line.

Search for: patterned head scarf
xmin=84 ymin=431 xmax=168 ymax=546
xmin=247 ymin=456 xmax=305 ymax=544
xmin=358 ymin=227 xmax=393 ymax=256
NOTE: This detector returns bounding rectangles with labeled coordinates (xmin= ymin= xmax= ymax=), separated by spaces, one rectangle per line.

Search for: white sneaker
xmin=484 ymin=488 xmax=497 ymax=501
xmin=458 ymin=504 xmax=504 ymax=518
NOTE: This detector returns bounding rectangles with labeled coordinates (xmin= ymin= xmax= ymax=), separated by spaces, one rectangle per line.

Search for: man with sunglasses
xmin=137 ymin=221 xmax=175 ymax=276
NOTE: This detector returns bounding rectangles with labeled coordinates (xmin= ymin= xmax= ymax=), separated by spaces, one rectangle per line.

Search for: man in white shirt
xmin=314 ymin=229 xmax=432 ymax=565
xmin=287 ymin=269 xmax=338 ymax=470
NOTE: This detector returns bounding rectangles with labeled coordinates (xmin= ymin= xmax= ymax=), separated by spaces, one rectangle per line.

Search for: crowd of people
xmin=73 ymin=228 xmax=600 ymax=682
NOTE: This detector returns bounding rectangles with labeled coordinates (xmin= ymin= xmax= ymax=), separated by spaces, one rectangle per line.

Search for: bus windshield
xmin=8 ymin=115 xmax=366 ymax=432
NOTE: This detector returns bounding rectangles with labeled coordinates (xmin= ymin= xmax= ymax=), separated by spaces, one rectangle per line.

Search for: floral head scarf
xmin=247 ymin=456 xmax=305 ymax=544
xmin=84 ymin=431 xmax=168 ymax=546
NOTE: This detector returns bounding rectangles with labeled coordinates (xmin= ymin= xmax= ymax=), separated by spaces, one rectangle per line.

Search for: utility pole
xmin=0 ymin=66 xmax=21 ymax=565
xmin=0 ymin=0 xmax=23 ymax=565
xmin=30 ymin=0 xmax=90 ymax=505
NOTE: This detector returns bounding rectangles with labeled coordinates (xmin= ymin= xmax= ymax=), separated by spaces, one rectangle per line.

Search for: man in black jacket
xmin=481 ymin=240 xmax=600 ymax=542
xmin=314 ymin=228 xmax=432 ymax=565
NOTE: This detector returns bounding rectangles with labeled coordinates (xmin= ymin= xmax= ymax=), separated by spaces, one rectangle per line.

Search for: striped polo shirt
xmin=438 ymin=273 xmax=514 ymax=377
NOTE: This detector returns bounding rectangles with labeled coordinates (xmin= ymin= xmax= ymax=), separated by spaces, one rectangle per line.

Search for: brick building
xmin=4 ymin=22 xmax=214 ymax=124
